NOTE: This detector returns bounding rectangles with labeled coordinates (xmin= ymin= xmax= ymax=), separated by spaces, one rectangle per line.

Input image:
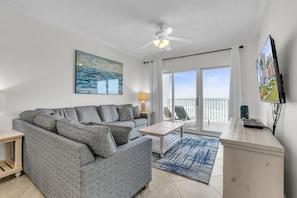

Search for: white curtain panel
xmin=228 ymin=46 xmax=242 ymax=119
xmin=149 ymin=59 xmax=164 ymax=123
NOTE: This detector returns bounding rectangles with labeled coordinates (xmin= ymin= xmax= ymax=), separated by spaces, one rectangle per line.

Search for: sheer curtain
xmin=228 ymin=46 xmax=242 ymax=119
xmin=149 ymin=59 xmax=164 ymax=123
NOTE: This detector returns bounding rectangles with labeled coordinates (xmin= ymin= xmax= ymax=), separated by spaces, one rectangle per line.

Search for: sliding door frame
xmin=198 ymin=65 xmax=230 ymax=137
xmin=162 ymin=65 xmax=230 ymax=137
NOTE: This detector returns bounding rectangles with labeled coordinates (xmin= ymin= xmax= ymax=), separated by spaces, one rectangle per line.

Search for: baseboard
xmin=184 ymin=130 xmax=221 ymax=138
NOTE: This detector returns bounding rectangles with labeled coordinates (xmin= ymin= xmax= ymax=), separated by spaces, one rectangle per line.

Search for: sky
xmin=262 ymin=36 xmax=273 ymax=58
xmin=168 ymin=67 xmax=230 ymax=98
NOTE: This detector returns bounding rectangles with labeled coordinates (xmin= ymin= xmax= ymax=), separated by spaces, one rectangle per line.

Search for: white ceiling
xmin=1 ymin=0 xmax=268 ymax=59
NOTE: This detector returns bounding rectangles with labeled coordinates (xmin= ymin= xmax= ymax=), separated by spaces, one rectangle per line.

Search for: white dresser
xmin=220 ymin=118 xmax=284 ymax=198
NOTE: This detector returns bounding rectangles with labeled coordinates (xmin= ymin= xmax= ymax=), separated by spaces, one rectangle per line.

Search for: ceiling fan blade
xmin=162 ymin=27 xmax=173 ymax=37
xmin=140 ymin=40 xmax=154 ymax=49
xmin=167 ymin=36 xmax=192 ymax=43
xmin=138 ymin=35 xmax=158 ymax=39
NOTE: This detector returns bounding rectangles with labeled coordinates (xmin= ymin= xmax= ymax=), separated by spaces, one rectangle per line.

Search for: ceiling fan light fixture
xmin=153 ymin=39 xmax=170 ymax=48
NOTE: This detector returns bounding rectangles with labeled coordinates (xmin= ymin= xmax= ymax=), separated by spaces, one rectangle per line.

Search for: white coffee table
xmin=138 ymin=121 xmax=184 ymax=157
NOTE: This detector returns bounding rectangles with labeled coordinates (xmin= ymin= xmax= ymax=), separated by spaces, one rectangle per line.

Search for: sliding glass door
xmin=163 ymin=66 xmax=230 ymax=134
xmin=201 ymin=67 xmax=230 ymax=132
xmin=163 ymin=71 xmax=198 ymax=131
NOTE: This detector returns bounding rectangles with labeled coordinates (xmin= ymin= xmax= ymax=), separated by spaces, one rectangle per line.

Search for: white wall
xmin=258 ymin=1 xmax=297 ymax=197
xmin=162 ymin=38 xmax=259 ymax=118
xmin=0 ymin=6 xmax=147 ymax=130
xmin=258 ymin=0 xmax=297 ymax=198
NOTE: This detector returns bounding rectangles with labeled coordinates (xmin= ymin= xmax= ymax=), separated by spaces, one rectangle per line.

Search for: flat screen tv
xmin=255 ymin=35 xmax=286 ymax=104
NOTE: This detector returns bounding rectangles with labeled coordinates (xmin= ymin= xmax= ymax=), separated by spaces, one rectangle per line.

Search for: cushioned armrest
xmin=81 ymin=136 xmax=152 ymax=198
xmin=13 ymin=119 xmax=95 ymax=197
xmin=91 ymin=122 xmax=132 ymax=145
xmin=13 ymin=119 xmax=95 ymax=167
xmin=57 ymin=119 xmax=117 ymax=158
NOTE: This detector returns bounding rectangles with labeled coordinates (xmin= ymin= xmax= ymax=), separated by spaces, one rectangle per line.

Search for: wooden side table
xmin=0 ymin=130 xmax=24 ymax=179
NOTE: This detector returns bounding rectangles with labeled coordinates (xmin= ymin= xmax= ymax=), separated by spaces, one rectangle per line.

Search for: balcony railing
xmin=167 ymin=98 xmax=229 ymax=123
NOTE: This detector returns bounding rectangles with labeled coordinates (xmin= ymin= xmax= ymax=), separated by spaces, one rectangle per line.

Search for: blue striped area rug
xmin=152 ymin=134 xmax=219 ymax=184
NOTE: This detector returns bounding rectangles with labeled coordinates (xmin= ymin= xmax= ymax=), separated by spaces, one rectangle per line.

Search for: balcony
xmin=165 ymin=98 xmax=229 ymax=132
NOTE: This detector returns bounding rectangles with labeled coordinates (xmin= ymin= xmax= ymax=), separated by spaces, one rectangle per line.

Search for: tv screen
xmin=255 ymin=35 xmax=286 ymax=103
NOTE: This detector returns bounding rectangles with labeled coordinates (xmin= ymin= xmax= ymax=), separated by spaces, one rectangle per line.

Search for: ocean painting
xmin=75 ymin=50 xmax=123 ymax=94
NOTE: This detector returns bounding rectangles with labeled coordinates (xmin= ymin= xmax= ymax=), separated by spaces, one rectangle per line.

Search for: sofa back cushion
xmin=20 ymin=110 xmax=43 ymax=124
xmin=56 ymin=118 xmax=117 ymax=158
xmin=98 ymin=105 xmax=119 ymax=122
xmin=75 ymin=106 xmax=101 ymax=123
xmin=36 ymin=108 xmax=79 ymax=121
xmin=33 ymin=114 xmax=63 ymax=133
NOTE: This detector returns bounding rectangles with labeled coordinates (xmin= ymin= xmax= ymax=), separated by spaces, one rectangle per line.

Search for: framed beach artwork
xmin=75 ymin=50 xmax=123 ymax=95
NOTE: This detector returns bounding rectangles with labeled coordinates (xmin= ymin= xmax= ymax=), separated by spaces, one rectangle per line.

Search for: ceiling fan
xmin=140 ymin=24 xmax=192 ymax=51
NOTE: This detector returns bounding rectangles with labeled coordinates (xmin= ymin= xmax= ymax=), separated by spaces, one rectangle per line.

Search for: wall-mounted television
xmin=255 ymin=35 xmax=286 ymax=104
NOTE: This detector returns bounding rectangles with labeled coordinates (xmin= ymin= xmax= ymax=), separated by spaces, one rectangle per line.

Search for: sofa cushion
xmin=133 ymin=118 xmax=148 ymax=127
xmin=20 ymin=110 xmax=43 ymax=124
xmin=36 ymin=108 xmax=79 ymax=121
xmin=116 ymin=104 xmax=133 ymax=109
xmin=75 ymin=106 xmax=101 ymax=123
xmin=33 ymin=114 xmax=63 ymax=132
xmin=118 ymin=106 xmax=134 ymax=121
xmin=98 ymin=105 xmax=119 ymax=122
xmin=91 ymin=122 xmax=132 ymax=145
xmin=56 ymin=118 xmax=117 ymax=158
xmin=62 ymin=108 xmax=79 ymax=121
xmin=132 ymin=106 xmax=141 ymax=119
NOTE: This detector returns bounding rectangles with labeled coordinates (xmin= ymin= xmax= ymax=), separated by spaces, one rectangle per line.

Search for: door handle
xmin=196 ymin=97 xmax=199 ymax=106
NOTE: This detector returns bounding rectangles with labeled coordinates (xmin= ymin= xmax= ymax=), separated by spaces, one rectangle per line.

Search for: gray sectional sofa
xmin=12 ymin=104 xmax=152 ymax=198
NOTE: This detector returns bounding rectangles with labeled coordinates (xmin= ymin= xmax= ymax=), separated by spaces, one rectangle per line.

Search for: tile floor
xmin=0 ymin=144 xmax=223 ymax=198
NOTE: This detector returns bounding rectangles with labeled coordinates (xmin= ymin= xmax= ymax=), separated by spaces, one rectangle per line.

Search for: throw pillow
xmin=33 ymin=113 xmax=63 ymax=133
xmin=118 ymin=106 xmax=133 ymax=121
xmin=132 ymin=106 xmax=141 ymax=119
xmin=56 ymin=118 xmax=117 ymax=158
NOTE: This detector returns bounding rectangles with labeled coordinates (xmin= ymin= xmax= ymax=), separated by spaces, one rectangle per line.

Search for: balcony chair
xmin=175 ymin=106 xmax=190 ymax=120
xmin=163 ymin=107 xmax=172 ymax=121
